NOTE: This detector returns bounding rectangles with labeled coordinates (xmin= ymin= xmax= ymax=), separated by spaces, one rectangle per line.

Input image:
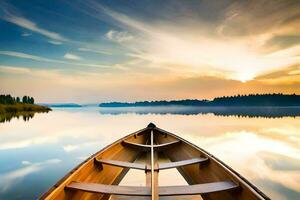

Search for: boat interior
xmin=41 ymin=123 xmax=269 ymax=200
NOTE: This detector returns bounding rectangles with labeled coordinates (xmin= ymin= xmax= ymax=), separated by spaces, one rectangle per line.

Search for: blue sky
xmin=0 ymin=0 xmax=299 ymax=103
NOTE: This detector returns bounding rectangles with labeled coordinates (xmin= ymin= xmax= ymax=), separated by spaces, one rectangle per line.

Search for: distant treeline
xmin=0 ymin=94 xmax=34 ymax=104
xmin=0 ymin=94 xmax=51 ymax=117
xmin=99 ymin=94 xmax=300 ymax=107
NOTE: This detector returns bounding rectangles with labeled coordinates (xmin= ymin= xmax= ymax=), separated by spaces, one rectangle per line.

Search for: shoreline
xmin=0 ymin=103 xmax=52 ymax=115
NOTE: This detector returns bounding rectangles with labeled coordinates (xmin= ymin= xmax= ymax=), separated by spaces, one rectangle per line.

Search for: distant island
xmin=99 ymin=94 xmax=300 ymax=107
xmin=0 ymin=94 xmax=51 ymax=122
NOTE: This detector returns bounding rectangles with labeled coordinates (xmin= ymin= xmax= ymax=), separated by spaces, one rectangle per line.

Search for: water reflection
xmin=0 ymin=107 xmax=299 ymax=199
xmin=1 ymin=112 xmax=39 ymax=123
xmin=0 ymin=159 xmax=61 ymax=193
xmin=99 ymin=106 xmax=300 ymax=118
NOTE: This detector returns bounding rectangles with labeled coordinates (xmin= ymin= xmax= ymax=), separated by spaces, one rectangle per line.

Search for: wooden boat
xmin=40 ymin=123 xmax=270 ymax=200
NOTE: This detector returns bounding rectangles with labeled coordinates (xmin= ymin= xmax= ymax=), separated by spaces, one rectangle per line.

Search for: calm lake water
xmin=0 ymin=106 xmax=300 ymax=200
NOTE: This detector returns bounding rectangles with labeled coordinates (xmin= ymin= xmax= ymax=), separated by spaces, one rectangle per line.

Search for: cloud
xmin=217 ymin=1 xmax=300 ymax=37
xmin=0 ymin=134 xmax=57 ymax=150
xmin=63 ymin=141 xmax=103 ymax=153
xmin=63 ymin=53 xmax=82 ymax=60
xmin=255 ymin=64 xmax=300 ymax=85
xmin=0 ymin=164 xmax=40 ymax=192
xmin=0 ymin=2 xmax=67 ymax=42
xmin=21 ymin=161 xmax=31 ymax=165
xmin=0 ymin=65 xmax=31 ymax=74
xmin=3 ymin=15 xmax=67 ymax=42
xmin=0 ymin=50 xmax=54 ymax=62
xmin=48 ymin=40 xmax=63 ymax=45
xmin=21 ymin=32 xmax=31 ymax=37
xmin=79 ymin=1 xmax=300 ymax=82
xmin=0 ymin=51 xmax=109 ymax=68
xmin=263 ymin=35 xmax=300 ymax=52
xmin=78 ymin=47 xmax=112 ymax=55
xmin=63 ymin=144 xmax=79 ymax=152
xmin=0 ymin=159 xmax=61 ymax=192
xmin=106 ymin=30 xmax=134 ymax=42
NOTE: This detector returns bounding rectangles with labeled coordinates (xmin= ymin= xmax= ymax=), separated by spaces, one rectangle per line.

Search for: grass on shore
xmin=0 ymin=103 xmax=51 ymax=115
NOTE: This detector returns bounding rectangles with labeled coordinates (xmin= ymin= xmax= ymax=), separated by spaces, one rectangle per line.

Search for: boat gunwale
xmin=154 ymin=126 xmax=270 ymax=200
xmin=39 ymin=127 xmax=148 ymax=199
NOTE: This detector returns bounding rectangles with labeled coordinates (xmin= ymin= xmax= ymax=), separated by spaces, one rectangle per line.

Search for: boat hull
xmin=40 ymin=124 xmax=269 ymax=200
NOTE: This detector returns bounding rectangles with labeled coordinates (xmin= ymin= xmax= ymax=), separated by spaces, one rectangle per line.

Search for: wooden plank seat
xmin=66 ymin=182 xmax=150 ymax=196
xmin=159 ymin=181 xmax=239 ymax=196
xmin=94 ymin=157 xmax=208 ymax=171
xmin=66 ymin=181 xmax=238 ymax=196
xmin=121 ymin=140 xmax=181 ymax=152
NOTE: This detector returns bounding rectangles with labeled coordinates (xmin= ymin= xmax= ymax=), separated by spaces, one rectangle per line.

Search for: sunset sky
xmin=0 ymin=0 xmax=299 ymax=103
